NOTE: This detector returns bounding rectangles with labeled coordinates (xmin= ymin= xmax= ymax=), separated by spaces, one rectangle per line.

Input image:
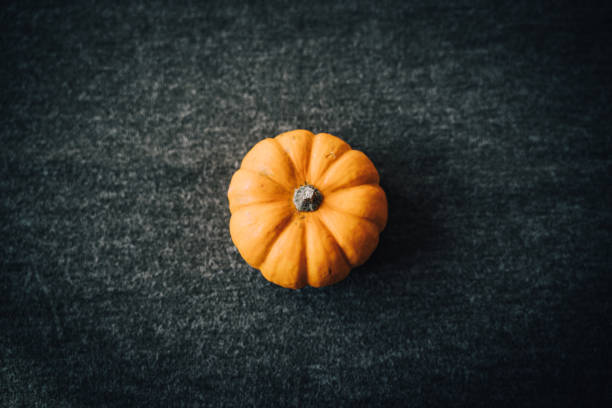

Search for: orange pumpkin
xmin=227 ymin=129 xmax=387 ymax=289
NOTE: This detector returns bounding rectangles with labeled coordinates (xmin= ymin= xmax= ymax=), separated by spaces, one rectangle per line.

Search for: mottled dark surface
xmin=1 ymin=1 xmax=611 ymax=406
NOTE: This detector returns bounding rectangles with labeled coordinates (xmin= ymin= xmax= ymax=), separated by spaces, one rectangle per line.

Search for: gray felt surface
xmin=1 ymin=1 xmax=612 ymax=406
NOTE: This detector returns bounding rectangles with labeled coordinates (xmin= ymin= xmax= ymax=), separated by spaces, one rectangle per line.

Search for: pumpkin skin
xmin=227 ymin=129 xmax=387 ymax=289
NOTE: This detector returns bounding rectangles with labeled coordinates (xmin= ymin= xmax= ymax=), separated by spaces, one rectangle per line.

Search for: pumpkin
xmin=227 ymin=129 xmax=387 ymax=289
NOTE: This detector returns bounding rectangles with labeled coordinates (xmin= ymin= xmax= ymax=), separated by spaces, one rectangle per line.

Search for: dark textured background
xmin=2 ymin=1 xmax=611 ymax=406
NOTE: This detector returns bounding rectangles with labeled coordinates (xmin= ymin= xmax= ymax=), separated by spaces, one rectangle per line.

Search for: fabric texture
xmin=1 ymin=1 xmax=611 ymax=406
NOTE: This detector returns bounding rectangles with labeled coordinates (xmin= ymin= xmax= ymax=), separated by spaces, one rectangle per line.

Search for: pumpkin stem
xmin=293 ymin=185 xmax=323 ymax=212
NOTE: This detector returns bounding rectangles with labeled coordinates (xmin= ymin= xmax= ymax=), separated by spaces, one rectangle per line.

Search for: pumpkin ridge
xmin=314 ymin=213 xmax=353 ymax=268
xmin=299 ymin=133 xmax=314 ymax=184
xmin=317 ymin=149 xmax=379 ymax=193
xmin=303 ymin=220 xmax=312 ymax=287
xmin=229 ymin=201 xmax=295 ymax=268
xmin=276 ymin=130 xmax=315 ymax=184
xmin=309 ymin=133 xmax=351 ymax=184
xmin=304 ymin=216 xmax=351 ymax=287
xmin=300 ymin=219 xmax=308 ymax=288
xmin=257 ymin=213 xmax=296 ymax=269
xmin=323 ymin=205 xmax=381 ymax=231
xmin=270 ymin=137 xmax=300 ymax=183
xmin=230 ymin=198 xmax=291 ymax=214
xmin=322 ymin=182 xmax=381 ymax=195
xmin=237 ymin=168 xmax=292 ymax=193
xmin=240 ymin=138 xmax=297 ymax=190
xmin=321 ymin=201 xmax=385 ymax=232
